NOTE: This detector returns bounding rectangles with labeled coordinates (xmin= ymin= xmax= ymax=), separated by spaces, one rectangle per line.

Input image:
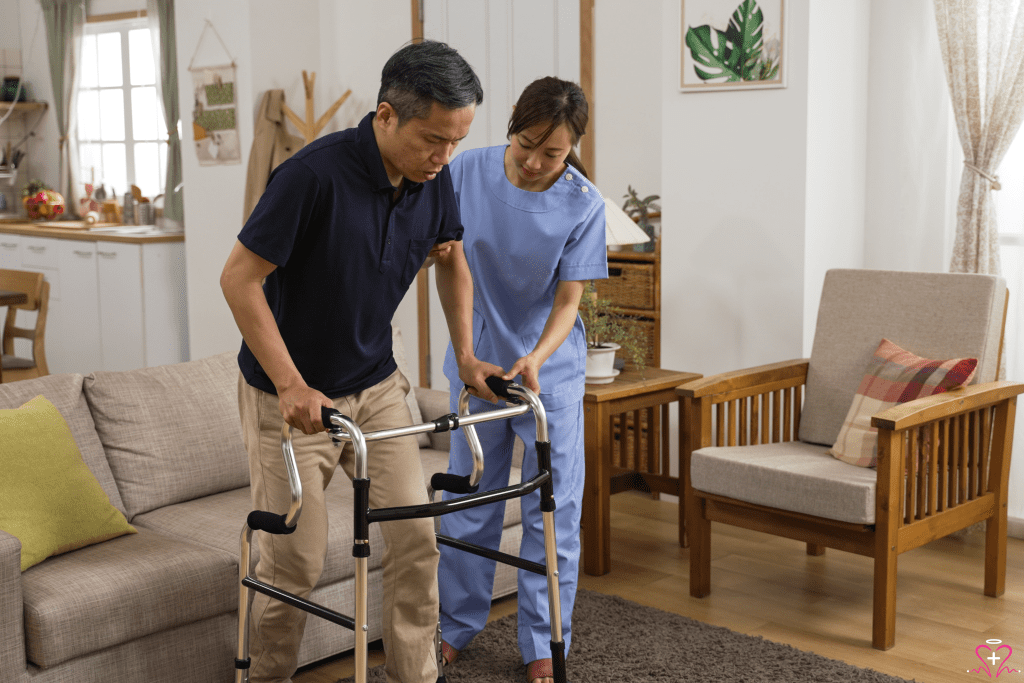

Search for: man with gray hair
xmin=221 ymin=40 xmax=501 ymax=683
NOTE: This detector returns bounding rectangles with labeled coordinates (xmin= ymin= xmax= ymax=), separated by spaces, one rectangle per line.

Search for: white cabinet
xmin=0 ymin=236 xmax=20 ymax=268
xmin=96 ymin=242 xmax=146 ymax=371
xmin=0 ymin=231 xmax=188 ymax=375
xmin=53 ymin=240 xmax=102 ymax=374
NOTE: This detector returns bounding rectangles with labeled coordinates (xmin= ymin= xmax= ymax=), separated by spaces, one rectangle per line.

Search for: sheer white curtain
xmin=934 ymin=0 xmax=1024 ymax=275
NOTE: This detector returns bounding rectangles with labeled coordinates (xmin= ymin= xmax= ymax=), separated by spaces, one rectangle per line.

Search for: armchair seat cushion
xmin=691 ymin=441 xmax=878 ymax=524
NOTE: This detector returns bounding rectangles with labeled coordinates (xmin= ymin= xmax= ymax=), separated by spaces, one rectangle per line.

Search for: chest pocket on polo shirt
xmin=401 ymin=237 xmax=438 ymax=287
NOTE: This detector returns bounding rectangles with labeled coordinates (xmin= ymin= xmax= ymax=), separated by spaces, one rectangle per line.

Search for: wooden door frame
xmin=411 ymin=0 xmax=596 ymax=387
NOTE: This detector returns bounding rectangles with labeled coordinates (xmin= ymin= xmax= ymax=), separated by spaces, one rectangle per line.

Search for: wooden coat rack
xmin=282 ymin=70 xmax=351 ymax=145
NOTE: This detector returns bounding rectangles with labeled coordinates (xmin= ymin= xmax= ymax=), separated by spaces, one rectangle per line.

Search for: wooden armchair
xmin=677 ymin=269 xmax=1022 ymax=650
xmin=1 ymin=268 xmax=50 ymax=382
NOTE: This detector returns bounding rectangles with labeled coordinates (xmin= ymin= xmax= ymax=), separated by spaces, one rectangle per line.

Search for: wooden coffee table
xmin=582 ymin=367 xmax=701 ymax=575
xmin=0 ymin=289 xmax=27 ymax=384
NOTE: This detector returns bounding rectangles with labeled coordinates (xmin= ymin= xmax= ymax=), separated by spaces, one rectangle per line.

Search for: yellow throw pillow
xmin=0 ymin=395 xmax=135 ymax=571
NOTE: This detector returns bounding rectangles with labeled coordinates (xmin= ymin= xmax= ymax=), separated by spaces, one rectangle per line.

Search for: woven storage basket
xmin=596 ymin=262 xmax=655 ymax=311
xmin=616 ymin=316 xmax=658 ymax=369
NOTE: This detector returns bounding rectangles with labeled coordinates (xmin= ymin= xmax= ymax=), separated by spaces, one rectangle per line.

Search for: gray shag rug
xmin=339 ymin=589 xmax=917 ymax=682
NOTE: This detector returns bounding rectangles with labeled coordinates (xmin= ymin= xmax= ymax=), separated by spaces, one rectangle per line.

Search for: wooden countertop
xmin=0 ymin=219 xmax=184 ymax=244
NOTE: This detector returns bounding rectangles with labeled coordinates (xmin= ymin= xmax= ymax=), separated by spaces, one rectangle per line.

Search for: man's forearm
xmin=222 ymin=276 xmax=305 ymax=394
xmin=433 ymin=244 xmax=476 ymax=363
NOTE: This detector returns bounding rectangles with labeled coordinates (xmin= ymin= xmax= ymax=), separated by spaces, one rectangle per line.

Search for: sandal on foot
xmin=526 ymin=658 xmax=554 ymax=683
xmin=440 ymin=640 xmax=459 ymax=666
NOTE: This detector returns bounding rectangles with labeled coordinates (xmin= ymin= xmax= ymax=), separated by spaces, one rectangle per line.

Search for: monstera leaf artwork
xmin=684 ymin=0 xmax=782 ymax=86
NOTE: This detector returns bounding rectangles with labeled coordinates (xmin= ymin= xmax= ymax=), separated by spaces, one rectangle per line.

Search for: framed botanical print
xmin=680 ymin=0 xmax=786 ymax=92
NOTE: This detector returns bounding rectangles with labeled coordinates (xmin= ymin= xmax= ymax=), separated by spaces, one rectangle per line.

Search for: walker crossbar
xmin=435 ymin=535 xmax=546 ymax=575
xmin=235 ymin=381 xmax=566 ymax=683
xmin=240 ymin=576 xmax=356 ymax=630
xmin=368 ymin=471 xmax=550 ymax=523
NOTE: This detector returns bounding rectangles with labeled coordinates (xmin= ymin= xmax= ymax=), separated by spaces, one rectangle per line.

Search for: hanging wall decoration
xmin=680 ymin=0 xmax=786 ymax=92
xmin=188 ymin=20 xmax=241 ymax=165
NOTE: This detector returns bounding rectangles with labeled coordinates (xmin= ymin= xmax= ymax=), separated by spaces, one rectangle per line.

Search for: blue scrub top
xmin=443 ymin=145 xmax=608 ymax=410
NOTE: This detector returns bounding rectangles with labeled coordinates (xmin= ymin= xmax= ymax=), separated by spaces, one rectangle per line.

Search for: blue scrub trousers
xmin=437 ymin=392 xmax=584 ymax=665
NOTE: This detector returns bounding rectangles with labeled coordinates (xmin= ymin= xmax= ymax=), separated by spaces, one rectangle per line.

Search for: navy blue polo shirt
xmin=237 ymin=111 xmax=463 ymax=398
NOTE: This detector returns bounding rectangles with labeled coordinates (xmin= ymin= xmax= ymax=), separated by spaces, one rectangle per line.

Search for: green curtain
xmin=38 ymin=0 xmax=84 ymax=214
xmin=147 ymin=0 xmax=184 ymax=224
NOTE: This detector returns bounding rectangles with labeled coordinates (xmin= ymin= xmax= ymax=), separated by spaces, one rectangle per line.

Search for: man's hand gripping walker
xmin=234 ymin=377 xmax=568 ymax=683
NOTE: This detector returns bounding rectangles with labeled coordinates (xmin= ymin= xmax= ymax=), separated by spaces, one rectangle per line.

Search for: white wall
xmin=593 ymin=0 xmax=662 ymax=202
xmin=803 ymin=1 xmax=870 ymax=354
xmin=863 ymin=1 xmax=957 ymax=275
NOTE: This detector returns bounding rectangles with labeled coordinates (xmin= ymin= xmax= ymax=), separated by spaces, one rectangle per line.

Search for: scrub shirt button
xmin=581 ymin=186 xmax=588 ymax=193
xmin=565 ymin=173 xmax=573 ymax=181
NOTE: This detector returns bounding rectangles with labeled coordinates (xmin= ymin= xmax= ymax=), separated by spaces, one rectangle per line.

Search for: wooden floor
xmin=295 ymin=492 xmax=1024 ymax=683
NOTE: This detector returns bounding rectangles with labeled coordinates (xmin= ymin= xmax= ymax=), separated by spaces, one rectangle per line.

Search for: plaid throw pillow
xmin=829 ymin=339 xmax=978 ymax=468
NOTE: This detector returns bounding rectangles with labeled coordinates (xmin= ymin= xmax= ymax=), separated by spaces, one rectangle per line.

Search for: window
xmin=77 ymin=18 xmax=167 ymax=201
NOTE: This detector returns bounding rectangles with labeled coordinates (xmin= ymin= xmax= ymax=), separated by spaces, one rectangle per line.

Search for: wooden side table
xmin=0 ymin=289 xmax=28 ymax=384
xmin=582 ymin=367 xmax=701 ymax=575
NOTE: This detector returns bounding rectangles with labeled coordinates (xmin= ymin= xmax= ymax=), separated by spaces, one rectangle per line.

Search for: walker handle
xmin=321 ymin=406 xmax=341 ymax=430
xmin=484 ymin=376 xmax=516 ymax=401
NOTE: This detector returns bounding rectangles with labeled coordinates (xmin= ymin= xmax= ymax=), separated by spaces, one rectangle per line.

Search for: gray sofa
xmin=0 ymin=328 xmax=524 ymax=683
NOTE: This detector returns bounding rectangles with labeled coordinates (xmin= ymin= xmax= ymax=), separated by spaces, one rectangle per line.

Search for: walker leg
xmin=537 ymin=440 xmax=567 ymax=683
xmin=434 ymin=617 xmax=447 ymax=682
xmin=235 ymin=526 xmax=255 ymax=683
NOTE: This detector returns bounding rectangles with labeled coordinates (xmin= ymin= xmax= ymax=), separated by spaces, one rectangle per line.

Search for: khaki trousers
xmin=239 ymin=370 xmax=439 ymax=683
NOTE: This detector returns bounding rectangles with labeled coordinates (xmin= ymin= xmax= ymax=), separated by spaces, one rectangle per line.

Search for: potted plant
xmin=578 ymin=281 xmax=647 ymax=382
xmin=622 ymin=185 xmax=660 ymax=253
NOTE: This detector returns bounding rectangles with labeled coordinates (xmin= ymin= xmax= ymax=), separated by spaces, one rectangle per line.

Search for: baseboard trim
xmin=1009 ymin=516 xmax=1024 ymax=540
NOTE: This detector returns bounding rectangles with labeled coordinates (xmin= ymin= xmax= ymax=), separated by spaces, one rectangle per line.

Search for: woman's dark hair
xmin=507 ymin=77 xmax=590 ymax=179
xmin=378 ymin=40 xmax=483 ymax=123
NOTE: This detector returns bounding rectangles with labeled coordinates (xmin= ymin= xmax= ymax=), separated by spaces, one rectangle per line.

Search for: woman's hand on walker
xmin=458 ymin=358 xmax=505 ymax=403
xmin=504 ymin=355 xmax=541 ymax=395
xmin=278 ymin=383 xmax=334 ymax=434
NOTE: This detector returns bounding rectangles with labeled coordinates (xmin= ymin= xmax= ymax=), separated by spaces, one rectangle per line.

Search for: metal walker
xmin=233 ymin=377 xmax=568 ymax=683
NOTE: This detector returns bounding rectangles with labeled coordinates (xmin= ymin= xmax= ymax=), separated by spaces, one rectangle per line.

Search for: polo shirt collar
xmin=356 ymin=111 xmax=425 ymax=196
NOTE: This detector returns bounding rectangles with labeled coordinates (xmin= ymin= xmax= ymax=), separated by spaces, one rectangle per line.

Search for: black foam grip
xmin=247 ymin=510 xmax=296 ymax=535
xmin=321 ymin=406 xmax=341 ymax=430
xmin=484 ymin=375 xmax=515 ymax=399
xmin=430 ymin=473 xmax=479 ymax=494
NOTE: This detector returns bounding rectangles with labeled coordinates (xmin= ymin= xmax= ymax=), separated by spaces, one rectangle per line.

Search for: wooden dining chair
xmin=677 ymin=269 xmax=1022 ymax=650
xmin=1 ymin=268 xmax=50 ymax=382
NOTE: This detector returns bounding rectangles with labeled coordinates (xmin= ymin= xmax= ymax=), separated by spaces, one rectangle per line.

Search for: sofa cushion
xmin=830 ymin=339 xmax=977 ymax=467
xmin=83 ymin=352 xmax=250 ymax=518
xmin=133 ymin=486 xmax=386 ymax=583
xmin=0 ymin=372 xmax=126 ymax=516
xmin=0 ymin=396 xmax=136 ymax=570
xmin=691 ymin=441 xmax=879 ymax=524
xmin=21 ymin=527 xmax=237 ymax=668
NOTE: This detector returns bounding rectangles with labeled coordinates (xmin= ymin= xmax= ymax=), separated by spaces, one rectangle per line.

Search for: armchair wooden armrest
xmin=677 ymin=359 xmax=809 ymax=399
xmin=871 ymin=381 xmax=1024 ymax=431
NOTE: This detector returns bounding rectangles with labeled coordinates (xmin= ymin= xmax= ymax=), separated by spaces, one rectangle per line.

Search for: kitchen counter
xmin=0 ymin=219 xmax=184 ymax=244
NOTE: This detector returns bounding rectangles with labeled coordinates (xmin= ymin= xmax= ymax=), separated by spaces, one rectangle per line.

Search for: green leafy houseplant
xmin=579 ymin=281 xmax=647 ymax=374
xmin=622 ymin=185 xmax=660 ymax=253
xmin=685 ymin=0 xmax=781 ymax=83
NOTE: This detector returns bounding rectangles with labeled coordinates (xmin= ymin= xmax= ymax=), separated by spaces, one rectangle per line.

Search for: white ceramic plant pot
xmin=585 ymin=343 xmax=620 ymax=381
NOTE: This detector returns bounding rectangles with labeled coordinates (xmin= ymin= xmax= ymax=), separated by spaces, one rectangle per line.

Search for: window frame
xmin=77 ymin=15 xmax=166 ymax=199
